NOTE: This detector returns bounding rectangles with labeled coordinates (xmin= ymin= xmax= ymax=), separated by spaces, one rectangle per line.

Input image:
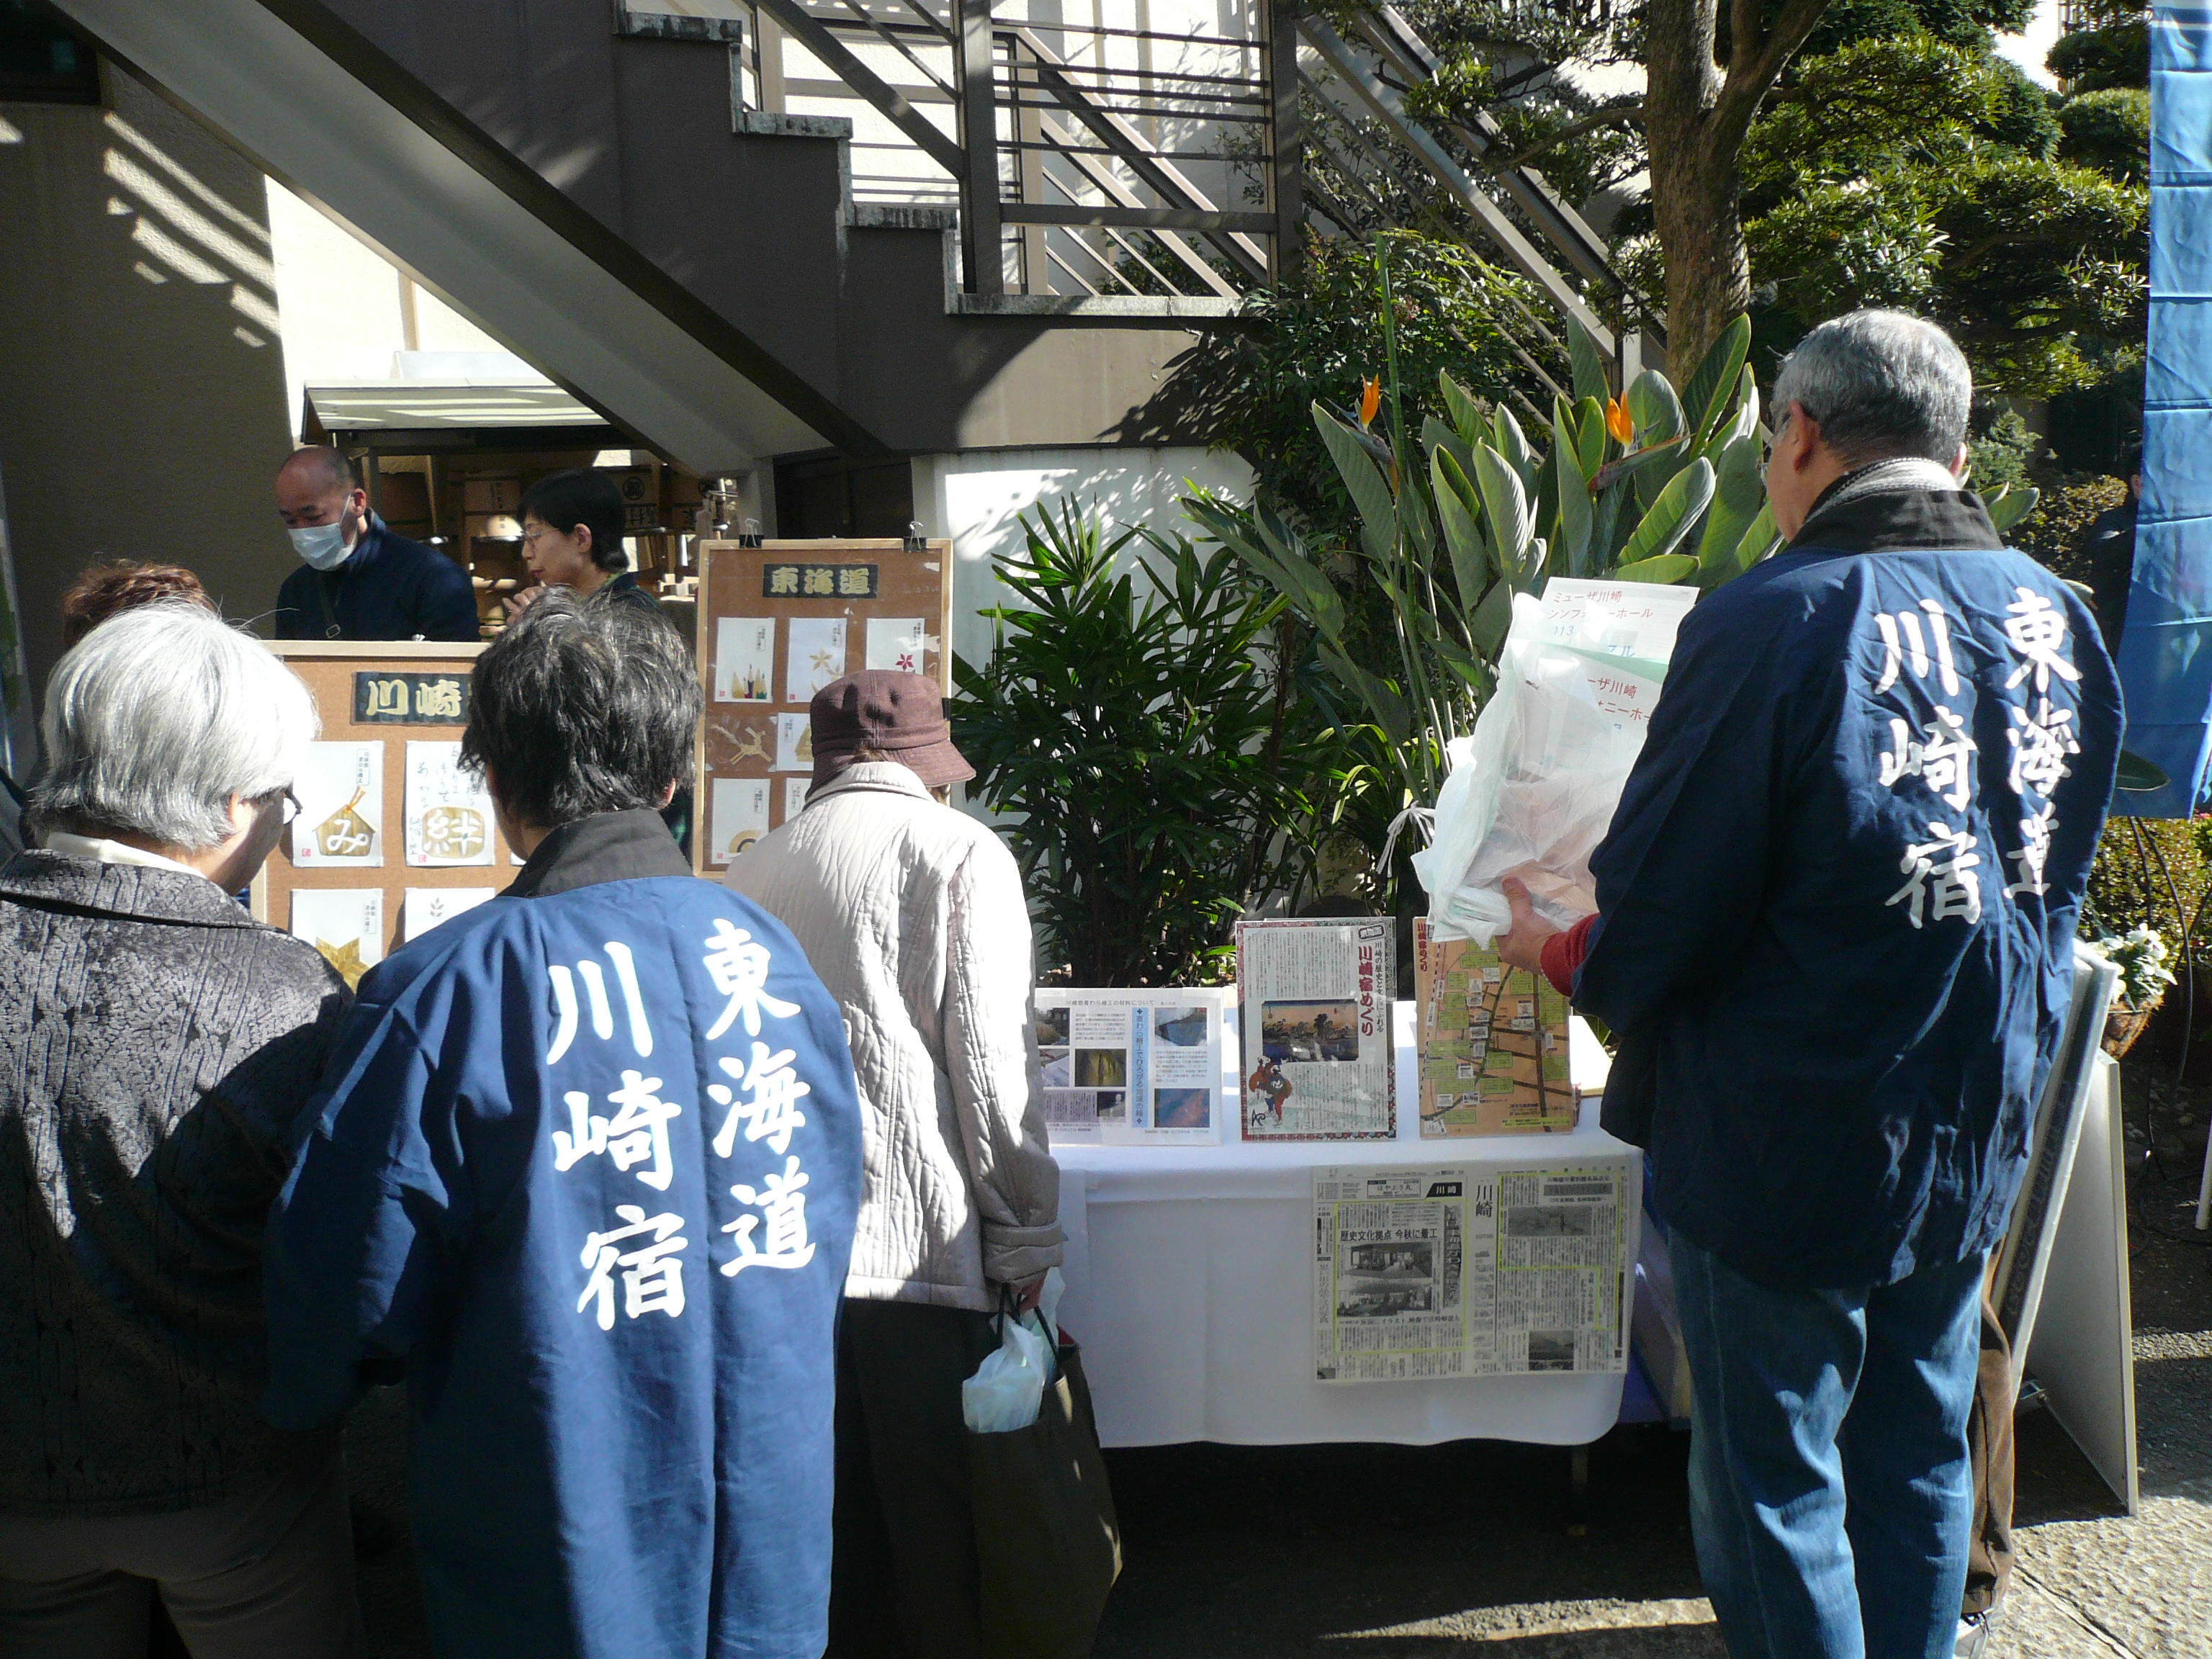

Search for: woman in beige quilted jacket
xmin=726 ymin=669 xmax=1063 ymax=1659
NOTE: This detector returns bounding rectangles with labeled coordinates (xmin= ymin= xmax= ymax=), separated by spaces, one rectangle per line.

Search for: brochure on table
xmin=1236 ymin=917 xmax=1398 ymax=1141
xmin=1038 ymin=987 xmax=1236 ymax=1146
xmin=1414 ymin=919 xmax=1578 ymax=1136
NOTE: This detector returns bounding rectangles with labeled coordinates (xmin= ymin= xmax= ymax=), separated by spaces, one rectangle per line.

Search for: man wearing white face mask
xmin=273 ymin=446 xmax=479 ymax=642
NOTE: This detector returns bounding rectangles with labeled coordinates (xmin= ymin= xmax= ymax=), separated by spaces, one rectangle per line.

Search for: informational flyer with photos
xmin=1035 ymin=987 xmax=1233 ymax=1146
xmin=1235 ymin=918 xmax=1395 ymax=1140
xmin=1312 ymin=1159 xmax=1634 ymax=1383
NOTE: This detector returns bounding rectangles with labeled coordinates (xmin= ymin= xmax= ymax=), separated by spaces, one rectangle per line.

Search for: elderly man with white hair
xmin=1499 ymin=311 xmax=2122 ymax=1659
xmin=0 ymin=603 xmax=361 ymax=1657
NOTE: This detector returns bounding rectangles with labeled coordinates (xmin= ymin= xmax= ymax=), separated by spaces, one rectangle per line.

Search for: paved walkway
xmin=347 ymin=1087 xmax=2212 ymax=1658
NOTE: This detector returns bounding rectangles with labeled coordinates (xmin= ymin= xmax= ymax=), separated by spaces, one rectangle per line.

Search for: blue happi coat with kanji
xmin=1575 ymin=466 xmax=2123 ymax=1290
xmin=263 ymin=809 xmax=861 ymax=1659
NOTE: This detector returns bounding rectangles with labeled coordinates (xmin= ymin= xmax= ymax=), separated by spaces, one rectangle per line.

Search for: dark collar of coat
xmin=0 ymin=848 xmax=260 ymax=928
xmin=505 ymin=807 xmax=690 ymax=899
xmin=1785 ymin=464 xmax=2002 ymax=557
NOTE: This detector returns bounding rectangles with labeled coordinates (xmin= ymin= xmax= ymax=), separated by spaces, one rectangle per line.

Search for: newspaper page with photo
xmin=1236 ymin=918 xmax=1395 ymax=1140
xmin=1313 ymin=1158 xmax=1635 ymax=1382
xmin=1036 ymin=987 xmax=1233 ymax=1146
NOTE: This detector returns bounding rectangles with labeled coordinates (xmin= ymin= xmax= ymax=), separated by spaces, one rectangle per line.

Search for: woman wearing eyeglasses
xmin=0 ymin=602 xmax=364 ymax=1657
xmin=504 ymin=469 xmax=662 ymax=622
xmin=505 ymin=469 xmax=695 ymax=857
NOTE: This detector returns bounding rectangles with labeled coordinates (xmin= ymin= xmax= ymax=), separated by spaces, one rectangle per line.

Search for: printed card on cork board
xmin=253 ymin=643 xmax=511 ymax=988
xmin=694 ymin=538 xmax=952 ymax=876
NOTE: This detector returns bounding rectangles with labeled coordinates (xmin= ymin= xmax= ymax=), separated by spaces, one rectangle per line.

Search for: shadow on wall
xmin=0 ymin=64 xmax=295 ymax=714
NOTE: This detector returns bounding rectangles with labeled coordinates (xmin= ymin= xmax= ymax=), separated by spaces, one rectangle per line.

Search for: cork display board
xmin=252 ymin=642 xmax=514 ymax=989
xmin=693 ymin=538 xmax=952 ymax=875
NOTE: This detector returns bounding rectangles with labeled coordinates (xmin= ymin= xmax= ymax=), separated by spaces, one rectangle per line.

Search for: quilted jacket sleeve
xmin=940 ymin=834 xmax=1064 ymax=1287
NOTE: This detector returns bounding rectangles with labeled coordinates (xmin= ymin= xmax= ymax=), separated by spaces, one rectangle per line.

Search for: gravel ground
xmin=346 ymin=1056 xmax=2212 ymax=1658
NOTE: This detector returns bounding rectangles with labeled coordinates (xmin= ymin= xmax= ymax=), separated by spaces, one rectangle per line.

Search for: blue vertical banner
xmin=2117 ymin=4 xmax=2212 ymax=814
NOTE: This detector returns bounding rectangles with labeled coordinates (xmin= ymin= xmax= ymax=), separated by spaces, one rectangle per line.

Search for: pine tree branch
xmin=1475 ymin=101 xmax=1647 ymax=174
xmin=1716 ymin=0 xmax=1833 ymax=154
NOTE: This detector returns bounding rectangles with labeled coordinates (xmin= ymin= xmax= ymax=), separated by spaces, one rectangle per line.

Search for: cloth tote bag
xmin=966 ymin=1337 xmax=1123 ymax=1659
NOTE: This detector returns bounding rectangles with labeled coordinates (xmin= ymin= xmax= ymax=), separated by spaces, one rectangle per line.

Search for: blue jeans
xmin=1670 ymin=1231 xmax=1984 ymax=1659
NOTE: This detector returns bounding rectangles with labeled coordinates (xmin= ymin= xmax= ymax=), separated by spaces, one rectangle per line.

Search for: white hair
xmin=33 ymin=602 xmax=320 ymax=850
xmin=1773 ymin=310 xmax=1972 ymax=466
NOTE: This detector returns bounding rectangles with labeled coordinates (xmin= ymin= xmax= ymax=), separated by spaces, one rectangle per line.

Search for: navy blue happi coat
xmin=264 ymin=810 xmax=861 ymax=1659
xmin=1575 ymin=467 xmax=2122 ymax=1290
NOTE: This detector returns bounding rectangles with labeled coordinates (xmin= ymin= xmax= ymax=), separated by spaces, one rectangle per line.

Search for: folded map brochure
xmin=1415 ymin=919 xmax=1576 ymax=1136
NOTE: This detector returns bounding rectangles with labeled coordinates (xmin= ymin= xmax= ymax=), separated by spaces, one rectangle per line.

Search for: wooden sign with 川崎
xmin=253 ymin=641 xmax=516 ymax=989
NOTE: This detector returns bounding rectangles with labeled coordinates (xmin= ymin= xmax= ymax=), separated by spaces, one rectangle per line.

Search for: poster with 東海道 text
xmin=1236 ymin=918 xmax=1395 ymax=1141
xmin=1036 ymin=988 xmax=1234 ymax=1146
xmin=1312 ymin=1159 xmax=1633 ymax=1382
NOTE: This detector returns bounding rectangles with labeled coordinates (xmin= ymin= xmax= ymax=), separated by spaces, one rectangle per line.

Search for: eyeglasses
xmin=276 ymin=788 xmax=302 ymax=825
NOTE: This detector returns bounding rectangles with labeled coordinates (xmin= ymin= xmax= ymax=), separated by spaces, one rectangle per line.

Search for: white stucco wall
xmin=909 ymin=444 xmax=1256 ymax=677
xmin=264 ymin=179 xmax=512 ymax=441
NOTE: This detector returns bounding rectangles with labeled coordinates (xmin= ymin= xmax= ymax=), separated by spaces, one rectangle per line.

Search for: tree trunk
xmin=1651 ymin=136 xmax=1750 ymax=390
xmin=1642 ymin=0 xmax=1833 ymax=385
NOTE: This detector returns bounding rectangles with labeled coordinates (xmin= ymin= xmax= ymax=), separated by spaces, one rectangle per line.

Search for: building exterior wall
xmin=0 ymin=66 xmax=295 ymax=708
xmin=265 ymin=179 xmax=509 ymax=444
xmin=910 ymin=443 xmax=1254 ymax=674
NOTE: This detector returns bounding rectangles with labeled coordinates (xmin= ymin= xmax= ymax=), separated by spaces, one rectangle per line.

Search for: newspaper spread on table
xmin=1236 ymin=917 xmax=1396 ymax=1140
xmin=1313 ymin=1159 xmax=1633 ymax=1382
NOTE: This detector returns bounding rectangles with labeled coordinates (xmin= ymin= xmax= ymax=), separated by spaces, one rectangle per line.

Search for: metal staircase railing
xmin=726 ymin=0 xmax=1661 ymax=376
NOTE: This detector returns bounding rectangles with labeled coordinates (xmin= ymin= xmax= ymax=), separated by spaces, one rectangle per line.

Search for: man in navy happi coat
xmin=1501 ymin=313 xmax=2121 ymax=1659
xmin=263 ymin=593 xmax=861 ymax=1659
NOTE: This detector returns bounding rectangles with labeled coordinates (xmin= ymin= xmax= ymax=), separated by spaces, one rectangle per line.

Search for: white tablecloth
xmin=1053 ymin=1004 xmax=1642 ymax=1447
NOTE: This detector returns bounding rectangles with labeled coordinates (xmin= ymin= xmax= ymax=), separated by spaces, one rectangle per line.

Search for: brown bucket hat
xmin=809 ymin=670 xmax=976 ymax=791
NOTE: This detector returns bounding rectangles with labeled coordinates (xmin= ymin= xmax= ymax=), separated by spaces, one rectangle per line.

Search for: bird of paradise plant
xmin=1183 ymin=246 xmax=2041 ymax=908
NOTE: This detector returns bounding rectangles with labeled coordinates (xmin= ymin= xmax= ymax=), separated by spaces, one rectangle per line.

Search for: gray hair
xmin=33 ymin=603 xmax=319 ymax=849
xmin=1772 ymin=310 xmax=1972 ymax=466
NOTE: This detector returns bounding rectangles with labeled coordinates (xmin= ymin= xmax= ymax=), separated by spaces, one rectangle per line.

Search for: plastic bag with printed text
xmin=1412 ymin=579 xmax=1698 ymax=944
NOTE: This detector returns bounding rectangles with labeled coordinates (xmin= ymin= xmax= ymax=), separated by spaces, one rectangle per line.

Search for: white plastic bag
xmin=961 ymin=1267 xmax=1066 ymax=1434
xmin=1413 ymin=581 xmax=1693 ymax=943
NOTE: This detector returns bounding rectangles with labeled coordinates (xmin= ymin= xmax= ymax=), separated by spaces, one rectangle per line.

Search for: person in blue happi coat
xmin=1501 ymin=312 xmax=2121 ymax=1659
xmin=261 ymin=591 xmax=863 ymax=1659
